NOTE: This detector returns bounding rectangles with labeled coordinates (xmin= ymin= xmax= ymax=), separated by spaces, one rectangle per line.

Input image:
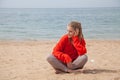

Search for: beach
xmin=0 ymin=40 xmax=120 ymax=80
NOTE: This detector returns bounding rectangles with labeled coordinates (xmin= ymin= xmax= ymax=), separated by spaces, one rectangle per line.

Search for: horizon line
xmin=0 ymin=6 xmax=120 ymax=9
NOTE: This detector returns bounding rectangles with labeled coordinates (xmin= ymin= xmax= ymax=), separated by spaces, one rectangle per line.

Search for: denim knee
xmin=46 ymin=54 xmax=55 ymax=62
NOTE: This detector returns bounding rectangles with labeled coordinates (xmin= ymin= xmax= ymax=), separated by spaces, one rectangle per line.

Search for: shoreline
xmin=0 ymin=39 xmax=120 ymax=46
xmin=0 ymin=38 xmax=120 ymax=41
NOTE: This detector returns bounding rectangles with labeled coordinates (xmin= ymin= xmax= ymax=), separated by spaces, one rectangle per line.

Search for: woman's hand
xmin=67 ymin=62 xmax=73 ymax=69
xmin=74 ymin=29 xmax=79 ymax=36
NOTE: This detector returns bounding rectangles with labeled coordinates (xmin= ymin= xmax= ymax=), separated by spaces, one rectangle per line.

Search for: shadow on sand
xmin=75 ymin=69 xmax=120 ymax=74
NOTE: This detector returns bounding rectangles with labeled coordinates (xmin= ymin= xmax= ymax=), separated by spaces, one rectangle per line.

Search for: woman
xmin=47 ymin=21 xmax=88 ymax=73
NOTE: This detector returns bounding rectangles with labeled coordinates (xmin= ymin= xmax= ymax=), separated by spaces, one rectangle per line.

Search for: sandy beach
xmin=0 ymin=40 xmax=120 ymax=80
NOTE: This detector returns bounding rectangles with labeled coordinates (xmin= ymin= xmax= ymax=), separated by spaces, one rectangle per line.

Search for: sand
xmin=0 ymin=40 xmax=120 ymax=80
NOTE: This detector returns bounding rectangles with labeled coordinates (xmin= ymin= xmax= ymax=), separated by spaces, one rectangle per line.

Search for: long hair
xmin=68 ymin=21 xmax=84 ymax=39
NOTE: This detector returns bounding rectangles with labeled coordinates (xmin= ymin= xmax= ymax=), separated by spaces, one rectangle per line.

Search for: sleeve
xmin=52 ymin=35 xmax=72 ymax=63
xmin=72 ymin=36 xmax=87 ymax=55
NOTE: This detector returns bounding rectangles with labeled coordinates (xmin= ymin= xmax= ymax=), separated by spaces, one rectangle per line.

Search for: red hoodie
xmin=52 ymin=34 xmax=87 ymax=64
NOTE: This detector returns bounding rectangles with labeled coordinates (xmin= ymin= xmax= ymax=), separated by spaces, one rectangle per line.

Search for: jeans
xmin=47 ymin=54 xmax=88 ymax=72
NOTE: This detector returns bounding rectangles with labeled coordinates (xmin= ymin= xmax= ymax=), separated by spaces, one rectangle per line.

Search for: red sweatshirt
xmin=52 ymin=34 xmax=87 ymax=64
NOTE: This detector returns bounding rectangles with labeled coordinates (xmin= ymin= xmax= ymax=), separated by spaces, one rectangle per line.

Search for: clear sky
xmin=0 ymin=0 xmax=120 ymax=8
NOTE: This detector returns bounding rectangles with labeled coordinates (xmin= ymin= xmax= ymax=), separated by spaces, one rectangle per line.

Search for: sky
xmin=0 ymin=0 xmax=120 ymax=8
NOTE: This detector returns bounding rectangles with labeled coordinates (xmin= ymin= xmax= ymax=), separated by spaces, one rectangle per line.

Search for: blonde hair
xmin=68 ymin=21 xmax=84 ymax=39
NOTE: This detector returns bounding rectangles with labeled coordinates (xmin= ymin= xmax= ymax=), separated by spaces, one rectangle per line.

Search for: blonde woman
xmin=47 ymin=21 xmax=88 ymax=74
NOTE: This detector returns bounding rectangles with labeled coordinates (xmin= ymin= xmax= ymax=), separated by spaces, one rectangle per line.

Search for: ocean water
xmin=0 ymin=7 xmax=120 ymax=40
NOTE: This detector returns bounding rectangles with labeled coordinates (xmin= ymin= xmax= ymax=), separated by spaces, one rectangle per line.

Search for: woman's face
xmin=67 ymin=26 xmax=75 ymax=38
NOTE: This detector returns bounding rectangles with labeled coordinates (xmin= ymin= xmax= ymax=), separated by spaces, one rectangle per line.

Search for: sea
xmin=0 ymin=7 xmax=120 ymax=40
